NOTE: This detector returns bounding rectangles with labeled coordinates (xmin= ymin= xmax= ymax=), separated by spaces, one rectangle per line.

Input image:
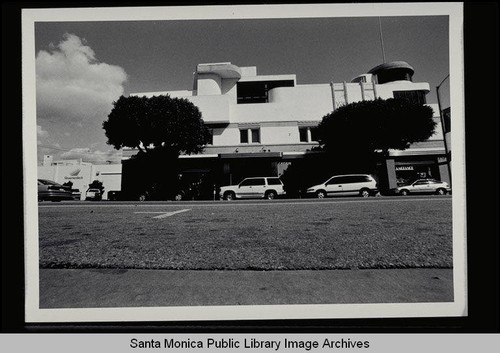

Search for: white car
xmin=85 ymin=188 xmax=102 ymax=201
xmin=394 ymin=179 xmax=451 ymax=196
xmin=306 ymin=174 xmax=379 ymax=198
xmin=219 ymin=177 xmax=286 ymax=200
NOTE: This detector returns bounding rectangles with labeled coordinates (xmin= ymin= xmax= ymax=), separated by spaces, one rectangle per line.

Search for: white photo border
xmin=22 ymin=2 xmax=466 ymax=323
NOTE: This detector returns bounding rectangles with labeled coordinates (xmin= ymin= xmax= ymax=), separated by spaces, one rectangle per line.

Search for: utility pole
xmin=436 ymin=74 xmax=451 ymax=186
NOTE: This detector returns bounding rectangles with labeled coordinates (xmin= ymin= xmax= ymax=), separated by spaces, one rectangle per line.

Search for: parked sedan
xmin=71 ymin=189 xmax=82 ymax=201
xmin=85 ymin=188 xmax=102 ymax=201
xmin=38 ymin=179 xmax=73 ymax=202
xmin=394 ymin=179 xmax=451 ymax=196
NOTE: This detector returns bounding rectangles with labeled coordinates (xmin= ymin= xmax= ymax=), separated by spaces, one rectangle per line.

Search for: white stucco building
xmin=122 ymin=61 xmax=449 ymax=195
xmin=38 ymin=156 xmax=122 ymax=200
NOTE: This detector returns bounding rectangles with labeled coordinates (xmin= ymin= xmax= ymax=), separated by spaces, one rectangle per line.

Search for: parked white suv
xmin=219 ymin=177 xmax=286 ymax=200
xmin=306 ymin=174 xmax=379 ymax=198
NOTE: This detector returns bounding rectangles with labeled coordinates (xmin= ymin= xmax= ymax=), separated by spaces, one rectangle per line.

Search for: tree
xmin=282 ymin=98 xmax=436 ymax=195
xmin=102 ymin=95 xmax=211 ymax=200
xmin=316 ymin=98 xmax=435 ymax=172
xmin=317 ymin=98 xmax=436 ymax=156
xmin=103 ymin=95 xmax=210 ymax=155
xmin=88 ymin=180 xmax=104 ymax=193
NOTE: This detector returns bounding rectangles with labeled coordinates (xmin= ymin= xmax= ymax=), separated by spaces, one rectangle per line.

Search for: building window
xmin=251 ymin=128 xmax=260 ymax=143
xmin=237 ymin=80 xmax=294 ymax=104
xmin=393 ymin=90 xmax=427 ymax=104
xmin=376 ymin=69 xmax=413 ymax=84
xmin=240 ymin=128 xmax=261 ymax=144
xmin=299 ymin=127 xmax=308 ymax=142
xmin=298 ymin=126 xmax=318 ymax=143
xmin=310 ymin=127 xmax=319 ymax=142
xmin=240 ymin=129 xmax=249 ymax=143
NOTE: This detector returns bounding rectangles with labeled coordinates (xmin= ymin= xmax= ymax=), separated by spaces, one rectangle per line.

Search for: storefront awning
xmin=219 ymin=152 xmax=283 ymax=159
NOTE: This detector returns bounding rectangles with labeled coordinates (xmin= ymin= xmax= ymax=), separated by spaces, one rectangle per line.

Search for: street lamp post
xmin=436 ymin=74 xmax=451 ymax=186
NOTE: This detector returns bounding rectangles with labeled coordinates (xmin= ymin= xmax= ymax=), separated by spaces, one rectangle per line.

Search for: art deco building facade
xmin=123 ymin=61 xmax=449 ymax=192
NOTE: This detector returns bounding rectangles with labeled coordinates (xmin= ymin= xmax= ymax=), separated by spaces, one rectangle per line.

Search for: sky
xmin=32 ymin=6 xmax=450 ymax=165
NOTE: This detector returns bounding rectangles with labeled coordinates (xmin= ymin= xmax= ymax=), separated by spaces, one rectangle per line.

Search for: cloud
xmin=36 ymin=33 xmax=127 ymax=124
xmin=37 ymin=125 xmax=49 ymax=138
xmin=60 ymin=147 xmax=122 ymax=164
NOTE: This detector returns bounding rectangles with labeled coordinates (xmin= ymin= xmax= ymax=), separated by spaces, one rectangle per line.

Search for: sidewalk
xmin=39 ymin=268 xmax=453 ymax=308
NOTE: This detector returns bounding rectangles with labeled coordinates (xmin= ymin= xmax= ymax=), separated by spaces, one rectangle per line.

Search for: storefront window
xmin=395 ymin=163 xmax=439 ymax=186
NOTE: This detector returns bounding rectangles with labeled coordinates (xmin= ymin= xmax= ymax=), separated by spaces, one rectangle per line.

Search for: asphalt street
xmin=35 ymin=196 xmax=455 ymax=308
xmin=37 ymin=196 xmax=453 ymax=270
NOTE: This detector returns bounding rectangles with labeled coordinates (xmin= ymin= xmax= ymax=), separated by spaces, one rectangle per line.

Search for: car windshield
xmin=39 ymin=179 xmax=60 ymax=186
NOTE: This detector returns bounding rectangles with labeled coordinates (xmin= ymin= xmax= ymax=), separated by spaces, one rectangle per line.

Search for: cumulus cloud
xmin=60 ymin=147 xmax=122 ymax=164
xmin=37 ymin=125 xmax=49 ymax=138
xmin=36 ymin=33 xmax=127 ymax=124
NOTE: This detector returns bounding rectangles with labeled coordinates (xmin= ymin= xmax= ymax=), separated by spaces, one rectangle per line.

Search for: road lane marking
xmin=134 ymin=209 xmax=191 ymax=219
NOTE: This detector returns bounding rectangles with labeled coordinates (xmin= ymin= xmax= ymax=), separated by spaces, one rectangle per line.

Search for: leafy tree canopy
xmin=103 ymin=95 xmax=211 ymax=156
xmin=281 ymin=98 xmax=437 ymax=195
xmin=316 ymin=98 xmax=436 ymax=156
xmin=88 ymin=180 xmax=104 ymax=192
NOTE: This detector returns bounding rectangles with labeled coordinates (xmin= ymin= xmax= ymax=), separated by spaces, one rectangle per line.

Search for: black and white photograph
xmin=21 ymin=3 xmax=467 ymax=323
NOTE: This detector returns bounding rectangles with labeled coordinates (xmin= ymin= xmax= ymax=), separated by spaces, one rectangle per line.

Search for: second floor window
xmin=299 ymin=127 xmax=309 ymax=142
xmin=299 ymin=126 xmax=318 ymax=143
xmin=240 ymin=129 xmax=249 ymax=143
xmin=240 ymin=128 xmax=261 ymax=144
xmin=251 ymin=128 xmax=260 ymax=143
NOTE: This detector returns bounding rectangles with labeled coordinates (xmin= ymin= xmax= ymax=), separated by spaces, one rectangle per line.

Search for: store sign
xmin=64 ymin=168 xmax=84 ymax=179
xmin=395 ymin=166 xmax=414 ymax=171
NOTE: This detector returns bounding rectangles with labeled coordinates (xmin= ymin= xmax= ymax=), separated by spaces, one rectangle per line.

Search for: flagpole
xmin=378 ymin=17 xmax=386 ymax=63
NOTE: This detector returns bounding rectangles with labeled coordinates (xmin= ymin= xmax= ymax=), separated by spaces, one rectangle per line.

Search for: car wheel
xmin=400 ymin=189 xmax=409 ymax=196
xmin=360 ymin=189 xmax=370 ymax=198
xmin=138 ymin=194 xmax=147 ymax=202
xmin=436 ymin=188 xmax=446 ymax=195
xmin=224 ymin=191 xmax=235 ymax=200
xmin=265 ymin=191 xmax=277 ymax=200
xmin=316 ymin=190 xmax=326 ymax=199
